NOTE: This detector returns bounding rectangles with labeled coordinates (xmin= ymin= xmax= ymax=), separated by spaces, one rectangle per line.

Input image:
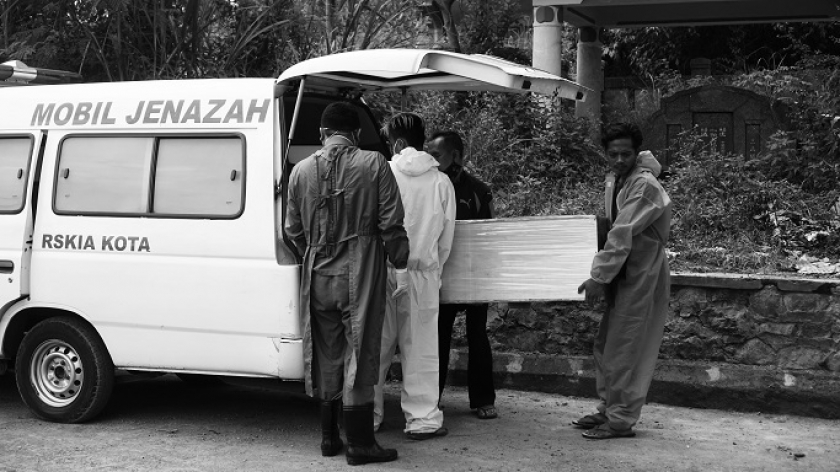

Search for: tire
xmin=15 ymin=317 xmax=114 ymax=423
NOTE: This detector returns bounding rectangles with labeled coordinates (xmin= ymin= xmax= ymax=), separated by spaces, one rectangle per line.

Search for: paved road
xmin=1 ymin=372 xmax=838 ymax=472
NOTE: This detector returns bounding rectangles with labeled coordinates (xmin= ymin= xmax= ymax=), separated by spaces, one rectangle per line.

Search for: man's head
xmin=382 ymin=112 xmax=425 ymax=156
xmin=428 ymin=131 xmax=464 ymax=179
xmin=601 ymin=122 xmax=643 ymax=178
xmin=320 ymin=102 xmax=361 ymax=143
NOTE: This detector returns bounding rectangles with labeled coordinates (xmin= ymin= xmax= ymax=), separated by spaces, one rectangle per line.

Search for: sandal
xmin=571 ymin=412 xmax=607 ymax=429
xmin=581 ymin=423 xmax=636 ymax=440
xmin=405 ymin=427 xmax=448 ymax=441
xmin=475 ymin=405 xmax=498 ymax=420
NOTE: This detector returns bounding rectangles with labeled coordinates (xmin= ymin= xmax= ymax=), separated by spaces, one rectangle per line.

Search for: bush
xmin=413 ymin=91 xmax=603 ymax=217
xmin=665 ymin=128 xmax=840 ymax=272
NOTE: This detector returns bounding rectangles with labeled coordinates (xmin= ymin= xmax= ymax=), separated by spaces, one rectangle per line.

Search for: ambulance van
xmin=0 ymin=49 xmax=587 ymax=423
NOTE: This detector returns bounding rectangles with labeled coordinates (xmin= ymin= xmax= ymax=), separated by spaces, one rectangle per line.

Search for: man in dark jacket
xmin=576 ymin=122 xmax=672 ymax=439
xmin=427 ymin=131 xmax=498 ymax=421
xmin=285 ymin=102 xmax=410 ymax=465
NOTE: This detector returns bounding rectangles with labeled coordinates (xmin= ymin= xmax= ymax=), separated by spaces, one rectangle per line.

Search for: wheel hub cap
xmin=30 ymin=340 xmax=84 ymax=407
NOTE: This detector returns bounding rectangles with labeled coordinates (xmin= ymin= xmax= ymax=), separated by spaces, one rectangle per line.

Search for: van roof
xmin=277 ymin=49 xmax=589 ymax=101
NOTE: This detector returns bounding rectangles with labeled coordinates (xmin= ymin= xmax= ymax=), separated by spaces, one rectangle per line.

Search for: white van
xmin=0 ymin=50 xmax=588 ymax=423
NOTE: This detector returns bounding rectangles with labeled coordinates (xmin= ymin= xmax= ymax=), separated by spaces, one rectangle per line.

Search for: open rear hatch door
xmin=276 ymin=49 xmax=590 ymax=100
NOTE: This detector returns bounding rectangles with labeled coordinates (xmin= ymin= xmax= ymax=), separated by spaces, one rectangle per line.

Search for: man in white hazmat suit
xmin=576 ymin=122 xmax=672 ymax=439
xmin=374 ymin=113 xmax=456 ymax=440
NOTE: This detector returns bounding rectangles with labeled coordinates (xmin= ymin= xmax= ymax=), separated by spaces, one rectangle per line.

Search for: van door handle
xmin=0 ymin=260 xmax=13 ymax=274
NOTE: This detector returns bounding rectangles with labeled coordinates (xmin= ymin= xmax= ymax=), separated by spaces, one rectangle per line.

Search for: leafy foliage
xmin=664 ymin=128 xmax=839 ymax=273
xmin=411 ymin=91 xmax=603 ymax=217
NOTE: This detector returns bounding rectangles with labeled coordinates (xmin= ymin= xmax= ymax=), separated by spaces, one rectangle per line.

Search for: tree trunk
xmin=433 ymin=0 xmax=460 ymax=53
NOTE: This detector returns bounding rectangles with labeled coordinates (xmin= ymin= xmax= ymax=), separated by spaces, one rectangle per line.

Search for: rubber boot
xmin=343 ymin=403 xmax=398 ymax=466
xmin=320 ymin=400 xmax=344 ymax=457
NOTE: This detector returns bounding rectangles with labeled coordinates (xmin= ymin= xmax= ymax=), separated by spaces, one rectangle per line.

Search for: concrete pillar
xmin=575 ymin=26 xmax=603 ymax=120
xmin=531 ymin=5 xmax=563 ymax=77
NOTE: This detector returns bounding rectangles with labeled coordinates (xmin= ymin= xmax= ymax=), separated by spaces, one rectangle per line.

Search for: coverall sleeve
xmin=590 ymin=177 xmax=667 ymax=284
xmin=437 ymin=177 xmax=457 ymax=268
xmin=376 ymin=155 xmax=410 ymax=270
xmin=283 ymin=167 xmax=307 ymax=255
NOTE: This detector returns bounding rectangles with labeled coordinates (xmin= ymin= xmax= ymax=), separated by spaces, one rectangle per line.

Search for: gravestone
xmin=644 ymin=85 xmax=789 ymax=166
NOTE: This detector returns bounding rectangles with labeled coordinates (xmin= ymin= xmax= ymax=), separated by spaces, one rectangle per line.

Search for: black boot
xmin=343 ymin=403 xmax=398 ymax=466
xmin=320 ymin=400 xmax=343 ymax=457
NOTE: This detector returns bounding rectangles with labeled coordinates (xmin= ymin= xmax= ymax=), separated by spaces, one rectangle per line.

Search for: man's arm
xmin=376 ymin=155 xmax=409 ymax=270
xmin=437 ymin=177 xmax=457 ymax=268
xmin=283 ymin=168 xmax=307 ymax=255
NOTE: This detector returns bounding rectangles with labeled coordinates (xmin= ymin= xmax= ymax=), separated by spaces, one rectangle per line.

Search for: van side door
xmin=0 ymin=133 xmax=41 ymax=311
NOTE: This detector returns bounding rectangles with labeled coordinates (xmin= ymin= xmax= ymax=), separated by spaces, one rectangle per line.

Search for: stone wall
xmin=443 ymin=274 xmax=840 ymax=418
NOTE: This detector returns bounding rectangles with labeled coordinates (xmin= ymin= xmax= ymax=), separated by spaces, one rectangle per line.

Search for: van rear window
xmin=283 ymin=96 xmax=387 ymax=160
xmin=0 ymin=137 xmax=33 ymax=214
xmin=54 ymin=135 xmax=244 ymax=218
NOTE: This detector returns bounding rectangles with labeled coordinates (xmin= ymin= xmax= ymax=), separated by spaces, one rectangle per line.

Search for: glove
xmin=392 ymin=268 xmax=409 ymax=298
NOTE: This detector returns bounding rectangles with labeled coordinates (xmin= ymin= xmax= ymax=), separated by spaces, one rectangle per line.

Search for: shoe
xmin=475 ymin=405 xmax=498 ymax=420
xmin=344 ymin=404 xmax=398 ymax=466
xmin=405 ymin=427 xmax=448 ymax=441
xmin=581 ymin=423 xmax=636 ymax=440
xmin=572 ymin=412 xmax=607 ymax=429
xmin=320 ymin=400 xmax=343 ymax=457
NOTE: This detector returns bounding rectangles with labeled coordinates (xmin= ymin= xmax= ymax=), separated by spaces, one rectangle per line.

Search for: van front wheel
xmin=15 ymin=317 xmax=114 ymax=423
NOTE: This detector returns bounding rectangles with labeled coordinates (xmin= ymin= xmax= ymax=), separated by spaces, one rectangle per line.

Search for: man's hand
xmin=393 ymin=269 xmax=410 ymax=298
xmin=577 ymin=278 xmax=606 ymax=306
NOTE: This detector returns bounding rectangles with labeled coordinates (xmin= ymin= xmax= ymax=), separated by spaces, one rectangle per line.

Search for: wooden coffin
xmin=440 ymin=215 xmax=598 ymax=303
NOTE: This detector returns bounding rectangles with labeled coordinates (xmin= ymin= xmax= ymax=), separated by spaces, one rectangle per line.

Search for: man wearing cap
xmin=285 ymin=102 xmax=410 ymax=465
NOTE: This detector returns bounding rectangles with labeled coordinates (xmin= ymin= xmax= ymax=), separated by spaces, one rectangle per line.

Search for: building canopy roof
xmin=532 ymin=0 xmax=840 ymax=27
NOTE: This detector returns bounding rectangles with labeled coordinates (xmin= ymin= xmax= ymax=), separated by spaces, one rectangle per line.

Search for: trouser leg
xmin=600 ymin=300 xmax=667 ymax=430
xmin=373 ymin=275 xmax=399 ymax=428
xmin=311 ymin=272 xmax=353 ymax=401
xmin=593 ymin=305 xmax=611 ymax=416
xmin=464 ymin=304 xmax=495 ymax=409
xmin=438 ymin=304 xmax=458 ymax=397
xmin=400 ymin=272 xmax=443 ymax=433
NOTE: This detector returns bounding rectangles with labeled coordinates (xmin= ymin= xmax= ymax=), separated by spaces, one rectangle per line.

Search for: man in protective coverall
xmin=576 ymin=122 xmax=672 ymax=439
xmin=374 ymin=113 xmax=456 ymax=440
xmin=285 ymin=102 xmax=410 ymax=465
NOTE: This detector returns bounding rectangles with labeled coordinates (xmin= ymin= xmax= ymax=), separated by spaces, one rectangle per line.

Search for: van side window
xmin=153 ymin=138 xmax=243 ymax=216
xmin=54 ymin=135 xmax=244 ymax=218
xmin=55 ymin=137 xmax=154 ymax=214
xmin=0 ymin=137 xmax=33 ymax=214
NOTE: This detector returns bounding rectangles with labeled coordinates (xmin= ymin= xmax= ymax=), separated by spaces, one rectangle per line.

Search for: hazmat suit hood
xmin=392 ymin=147 xmax=439 ymax=177
xmin=634 ymin=150 xmax=661 ymax=178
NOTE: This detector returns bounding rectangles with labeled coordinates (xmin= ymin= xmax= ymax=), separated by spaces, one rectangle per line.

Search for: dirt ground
xmin=1 ymin=373 xmax=838 ymax=472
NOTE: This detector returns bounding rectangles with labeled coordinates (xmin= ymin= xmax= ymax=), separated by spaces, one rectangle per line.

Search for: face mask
xmin=444 ymin=163 xmax=462 ymax=180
